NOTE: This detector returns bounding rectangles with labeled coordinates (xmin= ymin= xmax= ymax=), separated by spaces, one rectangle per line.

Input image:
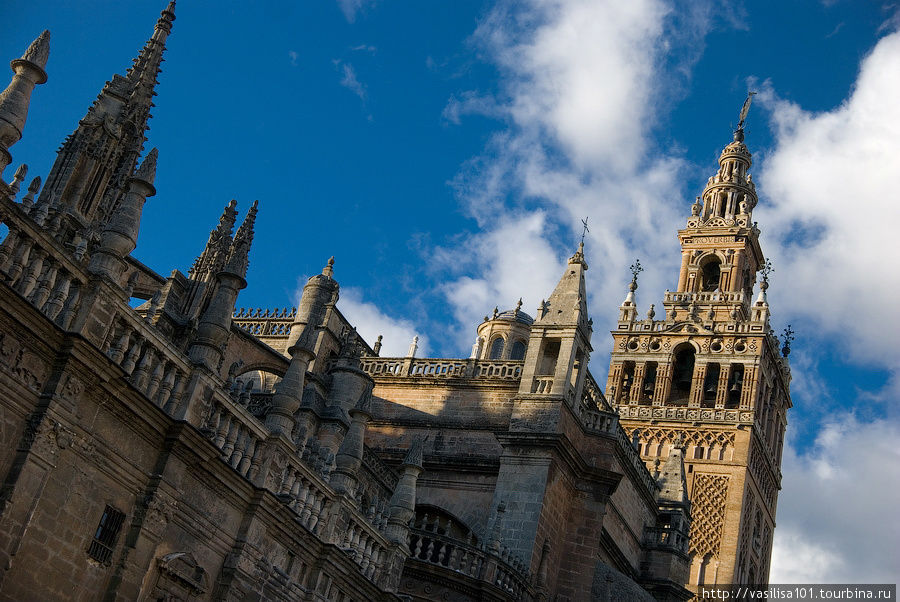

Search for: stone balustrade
xmin=617 ymin=404 xmax=754 ymax=424
xmin=0 ymin=198 xmax=86 ymax=330
xmin=103 ymin=310 xmax=192 ymax=411
xmin=409 ymin=359 xmax=467 ymax=377
xmin=201 ymin=394 xmax=269 ymax=482
xmin=360 ymin=357 xmax=525 ymax=382
xmin=408 ymin=523 xmax=532 ymax=599
xmin=474 ymin=360 xmax=522 ymax=379
xmin=531 ymin=376 xmax=553 ymax=394
xmin=663 ymin=290 xmax=745 ymax=304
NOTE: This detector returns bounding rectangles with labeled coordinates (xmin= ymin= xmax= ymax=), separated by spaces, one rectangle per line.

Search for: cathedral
xmin=0 ymin=4 xmax=791 ymax=601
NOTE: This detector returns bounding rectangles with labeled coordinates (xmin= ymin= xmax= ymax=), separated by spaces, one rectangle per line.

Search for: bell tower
xmin=606 ymin=95 xmax=792 ymax=591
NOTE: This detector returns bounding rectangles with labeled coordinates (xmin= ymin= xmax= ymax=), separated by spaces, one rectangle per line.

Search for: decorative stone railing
xmin=359 ymin=357 xmax=405 ymax=376
xmin=663 ymin=290 xmax=746 ymax=305
xmin=360 ymin=357 xmax=524 ymax=382
xmin=340 ymin=515 xmax=391 ymax=583
xmin=644 ymin=524 xmax=689 ymax=554
xmin=102 ymin=309 xmax=192 ymax=412
xmin=409 ymin=359 xmax=467 ymax=378
xmin=573 ymin=373 xmax=659 ymax=497
xmin=201 ymin=393 xmax=269 ymax=482
xmin=0 ymin=198 xmax=87 ymax=331
xmin=474 ymin=360 xmax=522 ymax=380
xmin=408 ymin=526 xmax=531 ymax=600
xmin=616 ymin=404 xmax=754 ymax=424
xmin=531 ymin=376 xmax=552 ymax=394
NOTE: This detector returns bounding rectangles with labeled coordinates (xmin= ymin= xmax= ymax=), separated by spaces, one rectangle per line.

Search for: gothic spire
xmin=537 ymin=242 xmax=589 ymax=327
xmin=36 ymin=2 xmax=175 ymax=225
xmin=224 ymin=200 xmax=258 ymax=278
xmin=190 ymin=200 xmax=238 ymax=280
xmin=0 ymin=31 xmax=50 ymax=177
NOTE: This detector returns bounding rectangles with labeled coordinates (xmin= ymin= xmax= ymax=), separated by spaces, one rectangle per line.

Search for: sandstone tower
xmin=605 ymin=106 xmax=792 ymax=590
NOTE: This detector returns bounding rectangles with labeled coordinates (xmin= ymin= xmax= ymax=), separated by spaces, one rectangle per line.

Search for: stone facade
xmin=0 ymin=4 xmax=787 ymax=601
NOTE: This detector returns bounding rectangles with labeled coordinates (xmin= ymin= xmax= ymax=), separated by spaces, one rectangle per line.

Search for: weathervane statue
xmin=737 ymin=91 xmax=757 ymax=130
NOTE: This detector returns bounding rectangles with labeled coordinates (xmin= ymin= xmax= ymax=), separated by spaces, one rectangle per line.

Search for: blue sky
xmin=3 ymin=0 xmax=898 ymax=583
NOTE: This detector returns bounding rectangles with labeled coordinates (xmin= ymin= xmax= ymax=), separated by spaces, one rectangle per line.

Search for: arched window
xmin=700 ymin=256 xmax=721 ymax=292
xmin=727 ymin=364 xmax=744 ymax=407
xmin=703 ymin=363 xmax=720 ymax=407
xmin=510 ymin=340 xmax=527 ymax=360
xmin=641 ymin=362 xmax=657 ymax=405
xmin=489 ymin=337 xmax=504 ymax=360
xmin=668 ymin=344 xmax=695 ymax=405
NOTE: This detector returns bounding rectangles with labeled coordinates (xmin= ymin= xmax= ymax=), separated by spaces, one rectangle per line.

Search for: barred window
xmin=87 ymin=505 xmax=125 ymax=564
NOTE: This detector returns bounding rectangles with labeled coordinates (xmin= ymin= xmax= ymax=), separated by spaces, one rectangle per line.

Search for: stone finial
xmin=21 ymin=175 xmax=41 ymax=210
xmin=133 ymin=147 xmax=158 ymax=185
xmin=406 ymin=335 xmax=418 ymax=358
xmin=9 ymin=163 xmax=27 ymax=195
xmin=373 ymin=334 xmax=383 ymax=356
xmin=515 ymin=297 xmax=523 ymax=312
xmin=322 ymin=256 xmax=335 ymax=278
xmin=20 ymin=30 xmax=51 ymax=71
xmin=647 ymin=304 xmax=655 ymax=320
xmin=568 ymin=240 xmax=588 ymax=269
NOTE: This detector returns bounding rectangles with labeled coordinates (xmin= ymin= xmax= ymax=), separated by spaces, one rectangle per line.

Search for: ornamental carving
xmin=689 ymin=473 xmax=730 ymax=557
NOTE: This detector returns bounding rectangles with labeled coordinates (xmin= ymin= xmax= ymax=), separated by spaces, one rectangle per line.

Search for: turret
xmin=88 ymin=148 xmax=158 ymax=282
xmin=0 ymin=31 xmax=50 ymax=178
xmin=519 ymin=241 xmax=592 ymax=402
xmin=266 ymin=257 xmax=339 ymax=435
xmin=188 ymin=201 xmax=257 ymax=371
xmin=35 ymin=2 xmax=175 ymax=226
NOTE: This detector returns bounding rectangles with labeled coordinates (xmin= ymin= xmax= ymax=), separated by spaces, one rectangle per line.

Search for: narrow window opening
xmin=87 ymin=505 xmax=126 ymax=565
xmin=641 ymin=362 xmax=657 ymax=405
xmin=702 ymin=363 xmax=720 ymax=408
xmin=668 ymin=345 xmax=695 ymax=405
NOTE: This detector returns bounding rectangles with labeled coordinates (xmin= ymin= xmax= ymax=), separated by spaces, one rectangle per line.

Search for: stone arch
xmin=667 ymin=342 xmax=696 ymax=405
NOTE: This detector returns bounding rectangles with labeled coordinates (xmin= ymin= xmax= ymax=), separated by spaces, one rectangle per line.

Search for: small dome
xmin=495 ymin=308 xmax=534 ymax=325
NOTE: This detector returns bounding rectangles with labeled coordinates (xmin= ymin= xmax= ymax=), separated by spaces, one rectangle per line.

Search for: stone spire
xmin=88 ymin=148 xmax=158 ymax=282
xmin=224 ymin=200 xmax=257 ymax=278
xmin=537 ymin=241 xmax=589 ymax=327
xmin=188 ymin=201 xmax=255 ymax=371
xmin=35 ymin=2 xmax=175 ymax=225
xmin=190 ymin=200 xmax=238 ymax=281
xmin=0 ymin=31 xmax=50 ymax=177
xmin=385 ymin=437 xmax=425 ymax=547
xmin=657 ymin=438 xmax=689 ymax=507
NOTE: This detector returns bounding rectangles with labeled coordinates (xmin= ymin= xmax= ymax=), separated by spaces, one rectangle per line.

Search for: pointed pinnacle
xmin=21 ymin=30 xmax=51 ymax=70
xmin=134 ymin=147 xmax=158 ymax=184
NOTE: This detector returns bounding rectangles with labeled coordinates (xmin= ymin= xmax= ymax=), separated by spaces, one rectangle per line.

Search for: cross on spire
xmin=580 ymin=217 xmax=590 ymax=245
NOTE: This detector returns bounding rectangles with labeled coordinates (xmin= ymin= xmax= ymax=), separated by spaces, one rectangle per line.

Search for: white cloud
xmin=336 ymin=61 xmax=366 ymax=101
xmin=336 ymin=0 xmax=376 ymax=24
xmin=338 ymin=286 xmax=429 ymax=357
xmin=288 ymin=50 xmax=299 ymax=67
xmin=770 ymin=415 xmax=900 ymax=583
xmin=757 ymin=30 xmax=900 ymax=377
xmin=436 ymin=0 xmax=712 ymax=359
